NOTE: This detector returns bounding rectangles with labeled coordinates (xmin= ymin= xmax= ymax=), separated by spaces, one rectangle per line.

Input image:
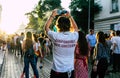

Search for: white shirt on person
xmin=14 ymin=35 xmax=19 ymax=45
xmin=33 ymin=42 xmax=40 ymax=51
xmin=111 ymin=36 xmax=120 ymax=54
xmin=48 ymin=30 xmax=78 ymax=72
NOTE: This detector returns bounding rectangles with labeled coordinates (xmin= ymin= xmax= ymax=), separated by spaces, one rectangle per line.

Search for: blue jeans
xmin=24 ymin=55 xmax=39 ymax=78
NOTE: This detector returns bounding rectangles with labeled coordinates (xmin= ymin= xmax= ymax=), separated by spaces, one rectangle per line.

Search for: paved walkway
xmin=0 ymin=51 xmax=52 ymax=78
xmin=0 ymin=50 xmax=120 ymax=78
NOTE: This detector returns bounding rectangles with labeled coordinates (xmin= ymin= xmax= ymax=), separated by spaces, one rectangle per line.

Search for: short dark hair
xmin=89 ymin=29 xmax=94 ymax=32
xmin=56 ymin=16 xmax=70 ymax=32
xmin=115 ymin=30 xmax=120 ymax=36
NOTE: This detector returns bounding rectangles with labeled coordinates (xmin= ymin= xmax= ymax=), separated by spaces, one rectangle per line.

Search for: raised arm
xmin=65 ymin=12 xmax=78 ymax=32
xmin=44 ymin=9 xmax=57 ymax=34
xmin=44 ymin=9 xmax=78 ymax=33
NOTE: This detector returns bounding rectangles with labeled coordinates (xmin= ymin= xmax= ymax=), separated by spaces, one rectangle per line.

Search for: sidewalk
xmin=0 ymin=51 xmax=52 ymax=78
xmin=0 ymin=50 xmax=120 ymax=78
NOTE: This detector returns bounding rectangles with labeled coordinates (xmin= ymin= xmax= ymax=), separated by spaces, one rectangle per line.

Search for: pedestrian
xmin=38 ymin=33 xmax=45 ymax=69
xmin=74 ymin=31 xmax=90 ymax=78
xmin=1 ymin=41 xmax=7 ymax=51
xmin=111 ymin=30 xmax=120 ymax=72
xmin=86 ymin=29 xmax=96 ymax=63
xmin=6 ymin=36 xmax=11 ymax=52
xmin=20 ymin=31 xmax=39 ymax=78
xmin=91 ymin=31 xmax=110 ymax=78
xmin=44 ymin=9 xmax=79 ymax=78
xmin=109 ymin=30 xmax=115 ymax=66
xmin=33 ymin=34 xmax=42 ymax=65
xmin=13 ymin=33 xmax=19 ymax=55
xmin=16 ymin=35 xmax=21 ymax=55
xmin=44 ymin=36 xmax=51 ymax=56
xmin=10 ymin=36 xmax=14 ymax=52
xmin=19 ymin=32 xmax=25 ymax=57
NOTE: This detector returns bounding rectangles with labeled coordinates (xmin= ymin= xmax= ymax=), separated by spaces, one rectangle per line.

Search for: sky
xmin=61 ymin=0 xmax=71 ymax=11
xmin=0 ymin=0 xmax=71 ymax=34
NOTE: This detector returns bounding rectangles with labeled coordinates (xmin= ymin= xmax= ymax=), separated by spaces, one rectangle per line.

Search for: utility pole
xmin=88 ymin=0 xmax=91 ymax=32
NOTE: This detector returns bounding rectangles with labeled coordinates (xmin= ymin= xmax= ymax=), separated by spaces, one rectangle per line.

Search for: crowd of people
xmin=0 ymin=9 xmax=120 ymax=78
xmin=0 ymin=32 xmax=52 ymax=78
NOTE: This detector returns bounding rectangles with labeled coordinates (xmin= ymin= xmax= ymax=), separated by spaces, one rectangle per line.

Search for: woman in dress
xmin=74 ymin=31 xmax=90 ymax=78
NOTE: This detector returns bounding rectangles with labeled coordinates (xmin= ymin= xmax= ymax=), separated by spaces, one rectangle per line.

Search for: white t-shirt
xmin=14 ymin=35 xmax=18 ymax=45
xmin=111 ymin=36 xmax=120 ymax=54
xmin=48 ymin=30 xmax=78 ymax=72
xmin=33 ymin=42 xmax=40 ymax=51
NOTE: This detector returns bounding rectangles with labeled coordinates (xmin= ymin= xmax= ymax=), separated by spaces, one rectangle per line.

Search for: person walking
xmin=111 ymin=30 xmax=120 ymax=72
xmin=74 ymin=31 xmax=90 ymax=78
xmin=38 ymin=33 xmax=45 ymax=69
xmin=21 ymin=32 xmax=39 ymax=78
xmin=91 ymin=31 xmax=110 ymax=78
xmin=33 ymin=34 xmax=42 ymax=65
xmin=19 ymin=32 xmax=25 ymax=57
xmin=13 ymin=33 xmax=19 ymax=56
xmin=44 ymin=9 xmax=78 ymax=78
xmin=86 ymin=29 xmax=96 ymax=63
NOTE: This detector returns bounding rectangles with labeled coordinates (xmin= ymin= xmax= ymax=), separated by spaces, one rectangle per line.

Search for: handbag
xmin=35 ymin=50 xmax=41 ymax=56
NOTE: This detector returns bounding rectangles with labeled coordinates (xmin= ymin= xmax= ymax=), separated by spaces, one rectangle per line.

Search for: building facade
xmin=16 ymin=23 xmax=36 ymax=34
xmin=16 ymin=23 xmax=26 ymax=34
xmin=94 ymin=0 xmax=120 ymax=33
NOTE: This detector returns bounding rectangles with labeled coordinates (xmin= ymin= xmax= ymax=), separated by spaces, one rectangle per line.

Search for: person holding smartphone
xmin=44 ymin=9 xmax=78 ymax=78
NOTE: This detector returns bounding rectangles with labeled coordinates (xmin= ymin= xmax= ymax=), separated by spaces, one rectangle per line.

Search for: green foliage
xmin=94 ymin=2 xmax=102 ymax=14
xmin=25 ymin=13 xmax=39 ymax=31
xmin=25 ymin=0 xmax=62 ymax=33
xmin=37 ymin=0 xmax=61 ymax=18
xmin=25 ymin=0 xmax=102 ymax=33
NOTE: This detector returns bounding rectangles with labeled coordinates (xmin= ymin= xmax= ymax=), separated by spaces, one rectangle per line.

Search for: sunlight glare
xmin=0 ymin=22 xmax=19 ymax=34
xmin=61 ymin=0 xmax=71 ymax=11
xmin=0 ymin=0 xmax=39 ymax=34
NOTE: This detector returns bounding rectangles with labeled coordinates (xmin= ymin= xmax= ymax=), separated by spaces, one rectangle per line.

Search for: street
xmin=0 ymin=51 xmax=52 ymax=78
xmin=0 ymin=50 xmax=120 ymax=78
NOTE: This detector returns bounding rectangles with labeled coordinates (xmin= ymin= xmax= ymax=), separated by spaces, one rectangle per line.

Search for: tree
xmin=37 ymin=0 xmax=62 ymax=18
xmin=25 ymin=0 xmax=62 ymax=33
xmin=69 ymin=0 xmax=102 ymax=33
xmin=25 ymin=12 xmax=39 ymax=31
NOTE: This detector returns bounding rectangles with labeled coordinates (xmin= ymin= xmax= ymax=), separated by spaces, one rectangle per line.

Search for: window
xmin=110 ymin=24 xmax=114 ymax=30
xmin=110 ymin=0 xmax=119 ymax=13
xmin=110 ymin=23 xmax=120 ymax=31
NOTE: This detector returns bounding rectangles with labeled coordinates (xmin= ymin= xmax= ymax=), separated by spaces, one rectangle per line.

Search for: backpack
xmin=25 ymin=45 xmax=35 ymax=58
xmin=16 ymin=37 xmax=21 ymax=46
